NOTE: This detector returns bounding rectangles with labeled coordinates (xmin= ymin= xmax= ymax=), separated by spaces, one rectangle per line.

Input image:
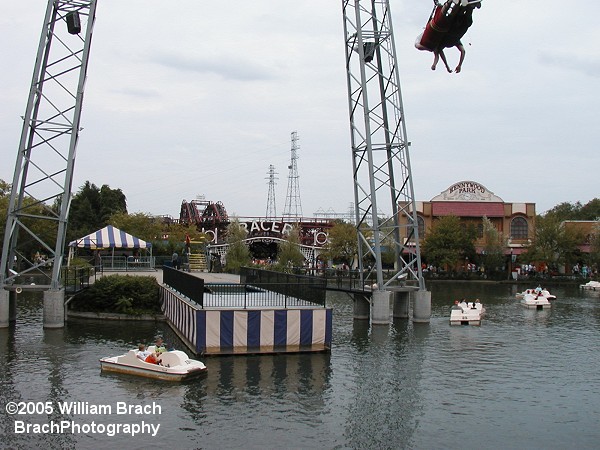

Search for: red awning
xmin=432 ymin=202 xmax=505 ymax=217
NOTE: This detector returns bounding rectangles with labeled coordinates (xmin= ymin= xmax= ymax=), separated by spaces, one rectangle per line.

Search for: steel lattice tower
xmin=282 ymin=131 xmax=303 ymax=220
xmin=0 ymin=0 xmax=97 ymax=295
xmin=265 ymin=164 xmax=278 ymax=219
xmin=342 ymin=0 xmax=425 ymax=293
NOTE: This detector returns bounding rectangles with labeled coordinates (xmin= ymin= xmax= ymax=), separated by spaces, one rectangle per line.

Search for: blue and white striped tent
xmin=68 ymin=225 xmax=152 ymax=250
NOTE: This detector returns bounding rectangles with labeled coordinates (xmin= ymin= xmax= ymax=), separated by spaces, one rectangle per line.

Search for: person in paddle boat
xmin=136 ymin=343 xmax=151 ymax=361
xmin=153 ymin=335 xmax=169 ymax=353
xmin=144 ymin=351 xmax=163 ymax=365
xmin=451 ymin=300 xmax=464 ymax=311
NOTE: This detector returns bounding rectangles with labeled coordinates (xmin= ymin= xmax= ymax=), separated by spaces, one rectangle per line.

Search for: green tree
xmin=224 ymin=218 xmax=250 ymax=273
xmin=67 ymin=181 xmax=127 ymax=243
xmin=321 ymin=220 xmax=358 ymax=266
xmin=0 ymin=179 xmax=59 ymax=265
xmin=589 ymin=223 xmax=600 ymax=271
xmin=98 ymin=184 xmax=127 ymax=223
xmin=544 ymin=201 xmax=581 ymax=222
xmin=12 ymin=199 xmax=58 ymax=262
xmin=0 ymin=180 xmax=10 ymax=250
xmin=109 ymin=212 xmax=164 ymax=243
xmin=422 ymin=215 xmax=476 ymax=271
xmin=544 ymin=199 xmax=600 ymax=221
xmin=274 ymin=225 xmax=305 ymax=272
xmin=480 ymin=216 xmax=505 ymax=275
xmin=0 ymin=180 xmax=10 ymax=197
xmin=524 ymin=215 xmax=583 ymax=269
xmin=151 ymin=220 xmax=209 ymax=257
xmin=579 ymin=199 xmax=600 ymax=221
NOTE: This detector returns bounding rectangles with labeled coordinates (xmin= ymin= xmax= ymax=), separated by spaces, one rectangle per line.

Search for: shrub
xmin=69 ymin=256 xmax=93 ymax=268
xmin=70 ymin=275 xmax=160 ymax=315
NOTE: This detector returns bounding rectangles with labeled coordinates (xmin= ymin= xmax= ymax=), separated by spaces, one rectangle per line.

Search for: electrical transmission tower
xmin=265 ymin=164 xmax=278 ymax=219
xmin=0 ymin=0 xmax=97 ymax=327
xmin=342 ymin=0 xmax=429 ymax=321
xmin=282 ymin=131 xmax=303 ymax=220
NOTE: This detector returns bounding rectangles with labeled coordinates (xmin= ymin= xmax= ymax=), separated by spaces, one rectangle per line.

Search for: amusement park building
xmin=401 ymin=180 xmax=536 ymax=257
xmin=178 ymin=198 xmax=335 ymax=262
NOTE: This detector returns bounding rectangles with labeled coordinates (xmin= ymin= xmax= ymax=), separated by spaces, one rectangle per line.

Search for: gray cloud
xmin=151 ymin=52 xmax=276 ymax=82
xmin=538 ymin=52 xmax=600 ymax=78
xmin=110 ymin=87 xmax=162 ymax=98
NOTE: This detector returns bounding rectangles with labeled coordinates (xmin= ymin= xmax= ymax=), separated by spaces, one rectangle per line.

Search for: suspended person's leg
xmin=439 ymin=49 xmax=453 ymax=72
xmin=454 ymin=43 xmax=466 ymax=73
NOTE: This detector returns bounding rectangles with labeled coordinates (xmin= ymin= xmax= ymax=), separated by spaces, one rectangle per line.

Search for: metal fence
xmin=161 ymin=267 xmax=328 ymax=309
xmin=100 ymin=256 xmax=155 ymax=271
xmin=202 ymin=283 xmax=324 ymax=308
xmin=162 ymin=265 xmax=204 ymax=306
xmin=240 ymin=267 xmax=327 ymax=306
xmin=62 ymin=266 xmax=94 ymax=293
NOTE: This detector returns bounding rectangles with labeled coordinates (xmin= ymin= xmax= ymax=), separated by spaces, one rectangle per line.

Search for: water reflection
xmin=349 ymin=318 xmax=370 ymax=353
xmin=2 ymin=285 xmax=600 ymax=449
xmin=340 ymin=318 xmax=430 ymax=449
xmin=185 ymin=353 xmax=331 ymax=402
xmin=176 ymin=352 xmax=333 ymax=448
xmin=0 ymin=324 xmax=21 ymax=449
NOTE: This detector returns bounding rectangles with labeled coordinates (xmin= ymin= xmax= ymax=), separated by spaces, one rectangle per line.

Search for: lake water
xmin=1 ymin=282 xmax=599 ymax=449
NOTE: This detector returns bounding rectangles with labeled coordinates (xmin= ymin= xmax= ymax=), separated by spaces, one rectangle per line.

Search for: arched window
xmin=477 ymin=223 xmax=484 ymax=238
xmin=417 ymin=215 xmax=425 ymax=238
xmin=510 ymin=217 xmax=528 ymax=239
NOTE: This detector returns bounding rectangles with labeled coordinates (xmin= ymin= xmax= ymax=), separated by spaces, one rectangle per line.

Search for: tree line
xmin=321 ymin=201 xmax=600 ymax=279
xmin=1 ymin=178 xmax=599 ymax=277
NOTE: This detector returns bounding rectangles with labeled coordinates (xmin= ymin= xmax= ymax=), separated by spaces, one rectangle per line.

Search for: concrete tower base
xmin=371 ymin=290 xmax=391 ymax=325
xmin=9 ymin=291 xmax=17 ymax=322
xmin=412 ymin=290 xmax=431 ymax=323
xmin=0 ymin=290 xmax=10 ymax=328
xmin=43 ymin=290 xmax=65 ymax=328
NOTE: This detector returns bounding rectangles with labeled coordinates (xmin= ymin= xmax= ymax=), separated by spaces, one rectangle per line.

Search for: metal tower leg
xmin=0 ymin=0 xmax=98 ymax=327
xmin=342 ymin=0 xmax=430 ymax=323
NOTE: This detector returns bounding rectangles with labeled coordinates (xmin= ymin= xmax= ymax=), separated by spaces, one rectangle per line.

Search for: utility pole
xmin=342 ymin=0 xmax=430 ymax=323
xmin=0 ymin=0 xmax=98 ymax=328
xmin=265 ymin=164 xmax=278 ymax=219
xmin=282 ymin=131 xmax=303 ymax=220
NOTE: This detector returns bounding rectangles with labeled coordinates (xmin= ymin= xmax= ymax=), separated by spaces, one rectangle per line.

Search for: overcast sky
xmin=1 ymin=1 xmax=598 ymax=220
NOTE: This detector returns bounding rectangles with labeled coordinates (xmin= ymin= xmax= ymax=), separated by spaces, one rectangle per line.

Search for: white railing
xmin=99 ymin=256 xmax=155 ymax=271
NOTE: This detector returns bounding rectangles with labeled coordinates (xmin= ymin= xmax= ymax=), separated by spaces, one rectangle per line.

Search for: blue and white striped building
xmin=161 ymin=287 xmax=332 ymax=355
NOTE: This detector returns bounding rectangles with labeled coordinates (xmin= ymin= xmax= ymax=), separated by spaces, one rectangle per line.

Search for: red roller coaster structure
xmin=180 ymin=199 xmax=229 ymax=230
